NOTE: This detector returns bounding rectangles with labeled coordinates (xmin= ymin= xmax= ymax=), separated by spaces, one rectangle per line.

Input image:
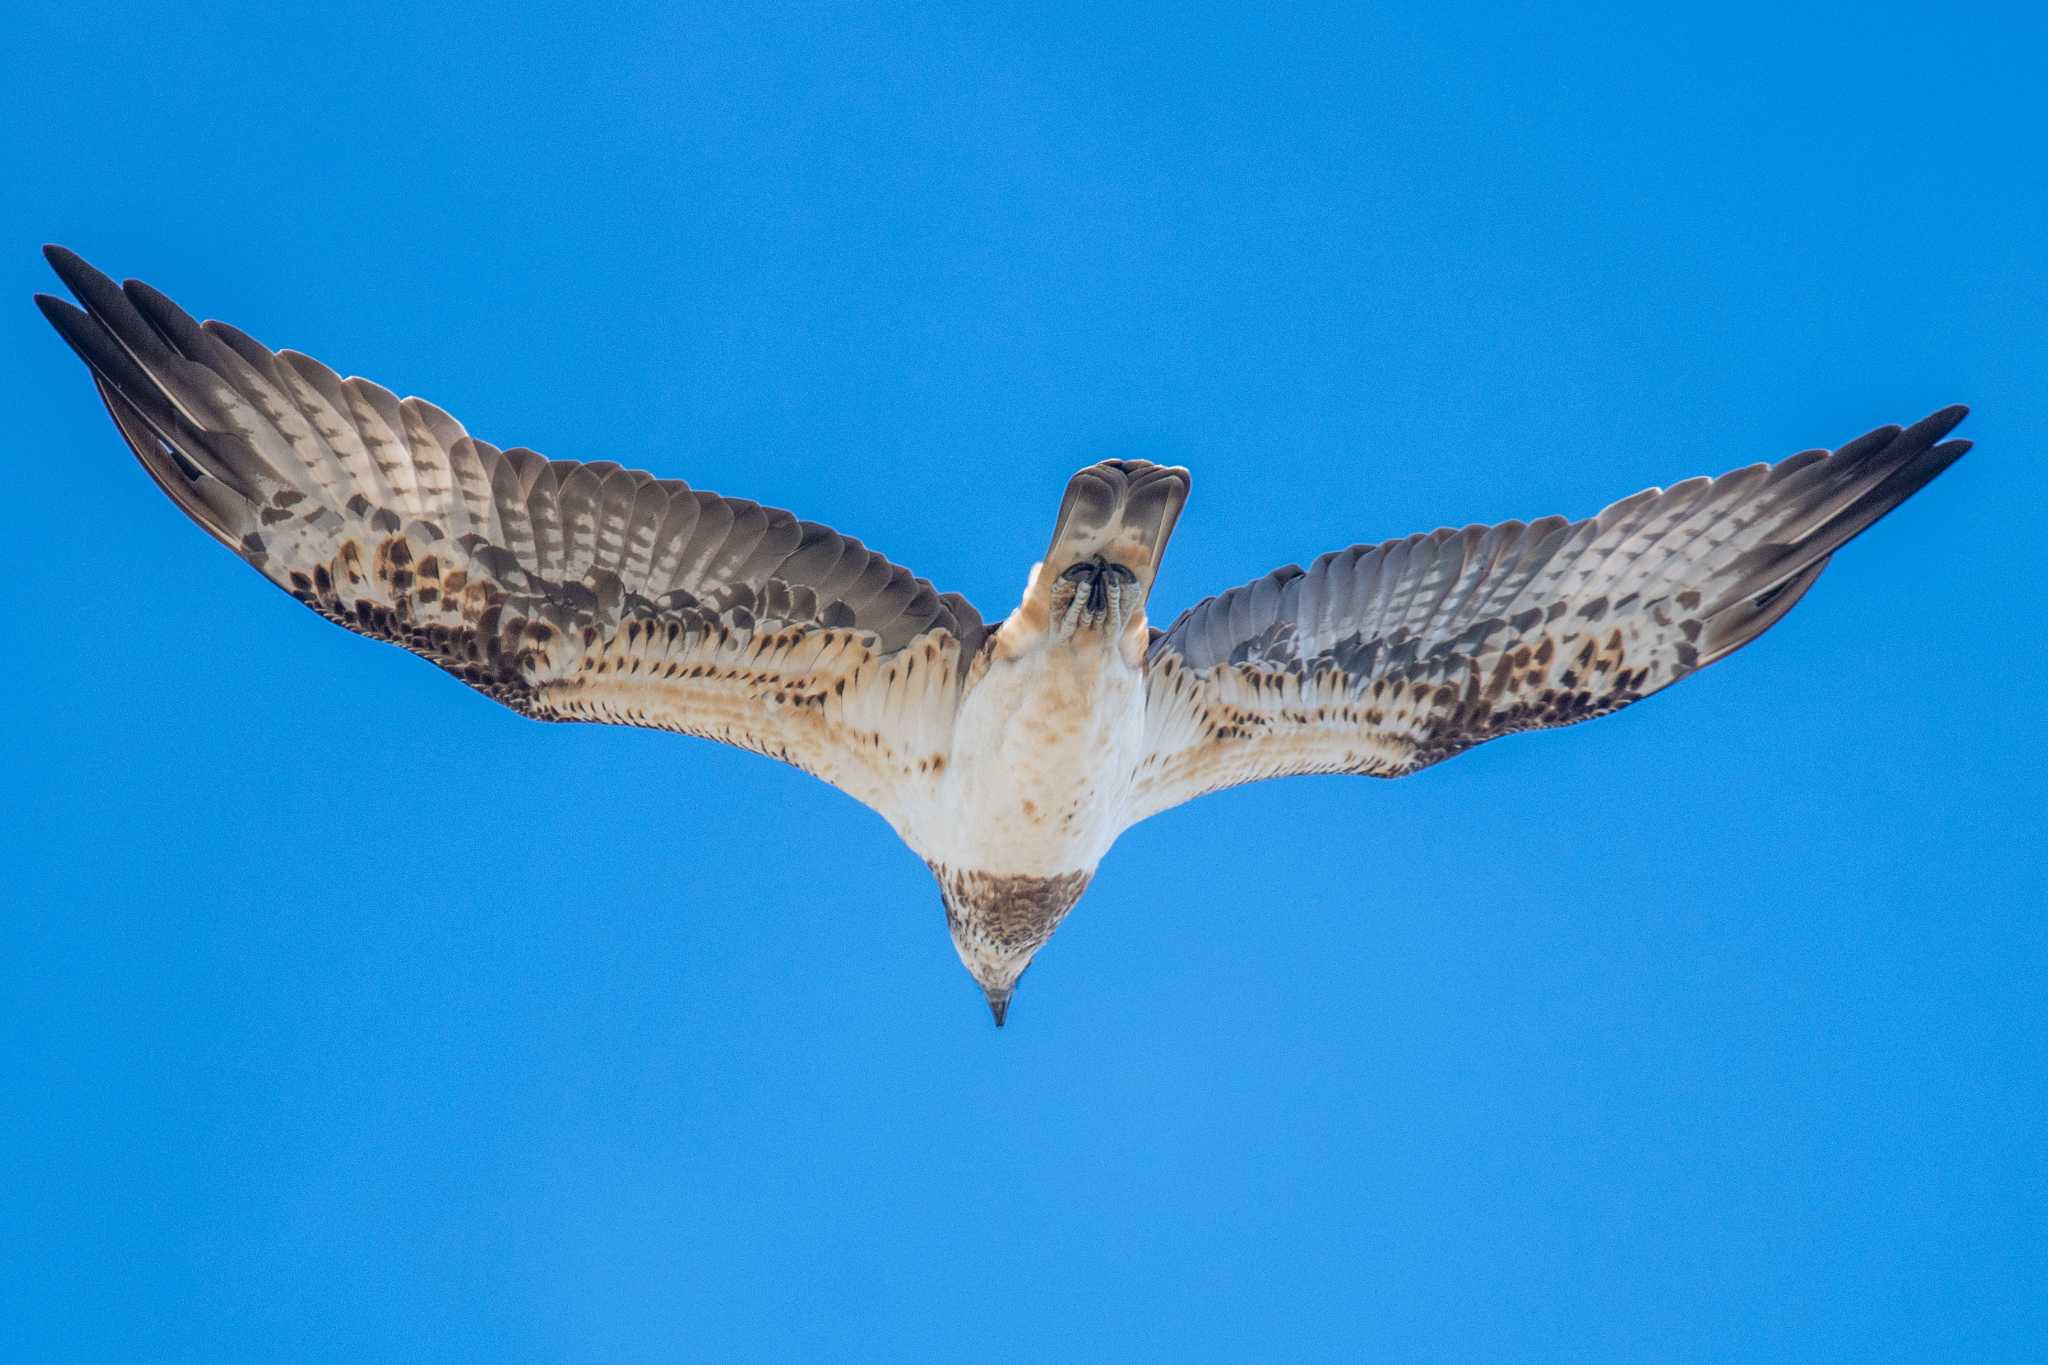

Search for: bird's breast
xmin=900 ymin=640 xmax=1144 ymax=874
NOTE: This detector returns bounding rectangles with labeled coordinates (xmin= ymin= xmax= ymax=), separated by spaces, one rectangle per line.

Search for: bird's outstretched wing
xmin=37 ymin=247 xmax=987 ymax=826
xmin=1131 ymin=407 xmax=1969 ymax=823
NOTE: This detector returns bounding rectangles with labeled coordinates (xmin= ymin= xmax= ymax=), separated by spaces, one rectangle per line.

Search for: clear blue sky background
xmin=4 ymin=3 xmax=2043 ymax=1359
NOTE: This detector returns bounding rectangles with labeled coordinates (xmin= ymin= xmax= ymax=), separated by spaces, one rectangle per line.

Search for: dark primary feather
xmin=1135 ymin=406 xmax=1969 ymax=809
xmin=37 ymin=247 xmax=987 ymax=787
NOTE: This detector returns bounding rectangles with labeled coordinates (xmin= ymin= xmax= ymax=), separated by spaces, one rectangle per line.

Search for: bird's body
xmin=913 ymin=576 xmax=1153 ymax=1017
xmin=913 ymin=623 xmax=1143 ymax=878
xmin=36 ymin=246 xmax=1974 ymax=1025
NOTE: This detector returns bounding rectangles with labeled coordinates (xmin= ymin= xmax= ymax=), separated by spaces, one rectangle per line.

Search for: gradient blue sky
xmin=5 ymin=3 xmax=2043 ymax=1360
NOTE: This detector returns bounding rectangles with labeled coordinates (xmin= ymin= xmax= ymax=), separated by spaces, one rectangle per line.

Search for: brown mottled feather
xmin=1133 ymin=407 xmax=1969 ymax=819
xmin=37 ymin=248 xmax=987 ymax=820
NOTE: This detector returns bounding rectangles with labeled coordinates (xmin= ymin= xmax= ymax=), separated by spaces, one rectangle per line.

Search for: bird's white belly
xmin=901 ymin=643 xmax=1144 ymax=876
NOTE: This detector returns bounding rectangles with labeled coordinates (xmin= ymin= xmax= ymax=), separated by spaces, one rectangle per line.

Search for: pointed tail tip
xmin=987 ymin=994 xmax=1010 ymax=1028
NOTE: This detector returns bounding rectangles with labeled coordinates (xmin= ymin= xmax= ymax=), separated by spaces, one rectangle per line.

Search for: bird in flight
xmin=37 ymin=247 xmax=1970 ymax=1026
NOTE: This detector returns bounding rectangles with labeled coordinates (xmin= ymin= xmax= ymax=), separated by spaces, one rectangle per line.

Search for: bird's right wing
xmin=1130 ymin=407 xmax=1970 ymax=823
xmin=37 ymin=247 xmax=988 ymax=826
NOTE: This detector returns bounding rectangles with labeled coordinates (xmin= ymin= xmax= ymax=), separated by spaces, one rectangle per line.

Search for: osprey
xmin=37 ymin=247 xmax=1971 ymax=1025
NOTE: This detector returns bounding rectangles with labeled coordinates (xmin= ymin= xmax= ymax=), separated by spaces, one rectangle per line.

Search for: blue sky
xmin=4 ymin=2 xmax=2043 ymax=1359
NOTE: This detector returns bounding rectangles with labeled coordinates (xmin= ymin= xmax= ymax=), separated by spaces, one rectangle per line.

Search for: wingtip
xmin=40 ymin=245 xmax=136 ymax=328
xmin=33 ymin=291 xmax=96 ymax=352
xmin=32 ymin=291 xmax=78 ymax=321
xmin=42 ymin=242 xmax=105 ymax=291
xmin=1916 ymin=404 xmax=1970 ymax=441
xmin=121 ymin=275 xmax=174 ymax=308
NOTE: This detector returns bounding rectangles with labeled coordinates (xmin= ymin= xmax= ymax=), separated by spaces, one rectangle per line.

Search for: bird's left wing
xmin=36 ymin=248 xmax=987 ymax=826
xmin=1130 ymin=407 xmax=1969 ymax=824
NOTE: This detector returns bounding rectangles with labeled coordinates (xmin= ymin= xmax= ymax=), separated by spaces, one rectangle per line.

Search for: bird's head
xmin=933 ymin=865 xmax=1091 ymax=1026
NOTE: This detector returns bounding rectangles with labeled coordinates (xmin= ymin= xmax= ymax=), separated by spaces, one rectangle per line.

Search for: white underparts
xmin=895 ymin=580 xmax=1147 ymax=879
